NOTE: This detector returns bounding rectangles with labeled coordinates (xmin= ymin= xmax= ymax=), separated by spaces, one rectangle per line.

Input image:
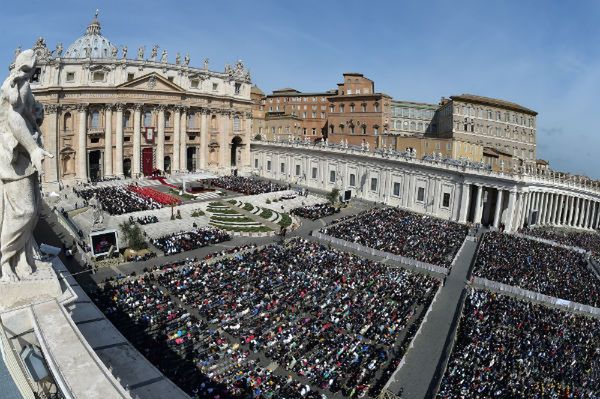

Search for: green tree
xmin=326 ymin=188 xmax=340 ymax=205
xmin=119 ymin=220 xmax=146 ymax=250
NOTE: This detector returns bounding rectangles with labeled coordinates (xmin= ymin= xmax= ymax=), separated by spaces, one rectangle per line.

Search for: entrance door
xmin=187 ymin=147 xmax=196 ymax=171
xmin=88 ymin=150 xmax=102 ymax=181
xmin=142 ymin=148 xmax=153 ymax=176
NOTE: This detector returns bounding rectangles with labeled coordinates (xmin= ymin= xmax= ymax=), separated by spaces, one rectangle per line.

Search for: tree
xmin=119 ymin=220 xmax=146 ymax=250
xmin=326 ymin=188 xmax=340 ymax=206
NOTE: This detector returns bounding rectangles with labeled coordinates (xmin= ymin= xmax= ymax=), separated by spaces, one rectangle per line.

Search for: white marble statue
xmin=89 ymin=193 xmax=104 ymax=227
xmin=160 ymin=49 xmax=168 ymax=63
xmin=0 ymin=50 xmax=54 ymax=282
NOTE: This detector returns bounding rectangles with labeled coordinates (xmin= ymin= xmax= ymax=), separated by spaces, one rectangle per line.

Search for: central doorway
xmin=142 ymin=148 xmax=153 ymax=176
xmin=231 ymin=136 xmax=242 ymax=167
xmin=88 ymin=150 xmax=102 ymax=181
xmin=187 ymin=147 xmax=196 ymax=172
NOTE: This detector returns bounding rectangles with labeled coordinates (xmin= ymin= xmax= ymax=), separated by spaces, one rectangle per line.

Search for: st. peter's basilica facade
xmin=28 ymin=13 xmax=253 ymax=185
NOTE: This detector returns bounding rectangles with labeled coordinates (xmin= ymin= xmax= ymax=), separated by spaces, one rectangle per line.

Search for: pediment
xmin=117 ymin=73 xmax=184 ymax=93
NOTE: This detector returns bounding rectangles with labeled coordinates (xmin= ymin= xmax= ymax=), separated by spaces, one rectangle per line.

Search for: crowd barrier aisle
xmin=511 ymin=232 xmax=589 ymax=255
xmin=312 ymin=231 xmax=449 ymax=275
xmin=473 ymin=277 xmax=600 ymax=318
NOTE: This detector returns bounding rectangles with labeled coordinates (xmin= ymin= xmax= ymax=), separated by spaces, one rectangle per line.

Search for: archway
xmin=88 ymin=150 xmax=102 ymax=181
xmin=164 ymin=156 xmax=171 ymax=174
xmin=123 ymin=158 xmax=132 ymax=178
xmin=187 ymin=147 xmax=197 ymax=171
xmin=231 ymin=136 xmax=243 ymax=167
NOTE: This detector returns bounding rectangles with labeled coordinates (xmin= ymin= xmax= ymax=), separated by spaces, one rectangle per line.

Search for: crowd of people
xmin=437 ymin=289 xmax=600 ymax=398
xmin=95 ymin=277 xmax=324 ymax=398
xmin=211 ymin=176 xmax=287 ymax=195
xmin=320 ymin=208 xmax=468 ymax=268
xmin=75 ymin=186 xmax=162 ymax=215
xmin=155 ymin=239 xmax=439 ymax=397
xmin=291 ymin=203 xmax=337 ymax=220
xmin=521 ymin=227 xmax=600 ymax=255
xmin=473 ymin=232 xmax=600 ymax=307
xmin=151 ymin=227 xmax=231 ymax=256
xmin=136 ymin=215 xmax=159 ymax=225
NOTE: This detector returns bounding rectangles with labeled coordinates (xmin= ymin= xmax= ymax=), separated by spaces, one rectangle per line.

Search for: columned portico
xmin=77 ymin=104 xmax=88 ymax=180
xmin=132 ymin=104 xmax=142 ymax=177
xmin=104 ymin=104 xmax=113 ymax=176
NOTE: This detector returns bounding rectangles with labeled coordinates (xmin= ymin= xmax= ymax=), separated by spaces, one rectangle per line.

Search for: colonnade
xmin=42 ymin=103 xmax=252 ymax=182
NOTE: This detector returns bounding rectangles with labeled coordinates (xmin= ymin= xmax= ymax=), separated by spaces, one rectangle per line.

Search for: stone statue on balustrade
xmin=89 ymin=193 xmax=104 ymax=228
xmin=0 ymin=50 xmax=54 ymax=282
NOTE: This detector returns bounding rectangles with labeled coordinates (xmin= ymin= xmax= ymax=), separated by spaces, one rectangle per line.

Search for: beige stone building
xmin=30 ymin=15 xmax=253 ymax=185
xmin=435 ymin=94 xmax=537 ymax=163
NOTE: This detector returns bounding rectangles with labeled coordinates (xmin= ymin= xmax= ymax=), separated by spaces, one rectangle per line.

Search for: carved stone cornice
xmin=114 ymin=102 xmax=125 ymax=112
xmin=43 ymin=104 xmax=60 ymax=114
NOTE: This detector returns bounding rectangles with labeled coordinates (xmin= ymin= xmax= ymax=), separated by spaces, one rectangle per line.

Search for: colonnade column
xmin=42 ymin=104 xmax=59 ymax=183
xmin=114 ymin=103 xmax=124 ymax=176
xmin=458 ymin=182 xmax=471 ymax=223
xmin=474 ymin=185 xmax=483 ymax=224
xmin=546 ymin=193 xmax=555 ymax=225
xmin=156 ymin=105 xmax=165 ymax=172
xmin=554 ymin=194 xmax=562 ymax=225
xmin=77 ymin=103 xmax=88 ymax=180
xmin=132 ymin=104 xmax=142 ymax=177
xmin=493 ymin=190 xmax=504 ymax=228
xmin=173 ymin=106 xmax=181 ymax=172
xmin=180 ymin=107 xmax=188 ymax=172
xmin=567 ymin=196 xmax=574 ymax=226
xmin=585 ymin=199 xmax=592 ymax=228
xmin=505 ymin=191 xmax=517 ymax=231
xmin=104 ymin=104 xmax=113 ymax=177
xmin=574 ymin=197 xmax=581 ymax=227
xmin=220 ymin=111 xmax=230 ymax=169
xmin=199 ymin=109 xmax=208 ymax=170
xmin=519 ymin=192 xmax=529 ymax=227
xmin=540 ymin=192 xmax=548 ymax=224
xmin=595 ymin=202 xmax=600 ymax=229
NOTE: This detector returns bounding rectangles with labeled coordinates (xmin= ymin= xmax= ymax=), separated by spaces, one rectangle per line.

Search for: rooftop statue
xmin=0 ymin=50 xmax=54 ymax=282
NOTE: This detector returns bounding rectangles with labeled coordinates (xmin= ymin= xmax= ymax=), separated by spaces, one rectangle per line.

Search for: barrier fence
xmin=312 ymin=231 xmax=449 ymax=275
xmin=512 ymin=232 xmax=590 ymax=255
xmin=473 ymin=277 xmax=600 ymax=319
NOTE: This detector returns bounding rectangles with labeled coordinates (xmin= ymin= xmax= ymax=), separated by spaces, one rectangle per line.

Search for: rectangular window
xmin=311 ymin=167 xmax=317 ymax=179
xmin=234 ymin=83 xmax=241 ymax=94
xmin=330 ymin=170 xmax=336 ymax=183
xmin=267 ymin=160 xmax=271 ymax=171
xmin=167 ymin=76 xmax=174 ymax=82
xmin=312 ymin=128 xmax=316 ymax=136
xmin=127 ymin=73 xmax=134 ymax=81
xmin=66 ymin=72 xmax=75 ymax=82
xmin=280 ymin=163 xmax=285 ymax=173
xmin=254 ymin=159 xmax=259 ymax=168
xmin=393 ymin=182 xmax=401 ymax=197
xmin=349 ymin=173 xmax=356 ymax=187
xmin=296 ymin=164 xmax=301 ymax=176
xmin=443 ymin=193 xmax=451 ymax=208
xmin=370 ymin=177 xmax=378 ymax=192
xmin=212 ymin=83 xmax=218 ymax=91
xmin=191 ymin=79 xmax=199 ymax=88
xmin=417 ymin=187 xmax=425 ymax=202
xmin=92 ymin=71 xmax=104 ymax=82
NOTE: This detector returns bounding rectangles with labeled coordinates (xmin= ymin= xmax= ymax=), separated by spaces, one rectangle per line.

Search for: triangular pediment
xmin=117 ymin=72 xmax=184 ymax=93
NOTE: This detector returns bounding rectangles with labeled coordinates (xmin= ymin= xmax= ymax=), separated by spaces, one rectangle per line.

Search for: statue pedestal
xmin=0 ymin=261 xmax=62 ymax=312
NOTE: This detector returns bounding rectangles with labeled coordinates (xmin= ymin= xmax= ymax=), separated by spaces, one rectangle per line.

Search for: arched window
xmin=410 ymin=121 xmax=416 ymax=131
xmin=233 ymin=116 xmax=241 ymax=131
xmin=211 ymin=115 xmax=217 ymax=129
xmin=164 ymin=112 xmax=171 ymax=127
xmin=187 ymin=112 xmax=196 ymax=129
xmin=90 ymin=110 xmax=100 ymax=128
xmin=361 ymin=125 xmax=366 ymax=135
xmin=143 ymin=111 xmax=152 ymax=127
xmin=63 ymin=112 xmax=72 ymax=131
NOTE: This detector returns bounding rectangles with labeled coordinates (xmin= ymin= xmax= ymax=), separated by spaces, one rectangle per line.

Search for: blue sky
xmin=1 ymin=0 xmax=599 ymax=177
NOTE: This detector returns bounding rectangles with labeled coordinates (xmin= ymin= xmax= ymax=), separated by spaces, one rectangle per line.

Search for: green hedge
xmin=260 ymin=209 xmax=273 ymax=220
xmin=278 ymin=213 xmax=292 ymax=227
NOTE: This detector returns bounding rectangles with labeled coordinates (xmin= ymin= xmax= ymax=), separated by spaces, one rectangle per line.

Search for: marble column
xmin=243 ymin=112 xmax=252 ymax=169
xmin=554 ymin=194 xmax=562 ymax=225
xmin=173 ymin=106 xmax=181 ymax=172
xmin=114 ymin=103 xmax=124 ymax=176
xmin=538 ymin=192 xmax=546 ymax=224
xmin=519 ymin=192 xmax=529 ymax=227
xmin=77 ymin=104 xmax=88 ymax=180
xmin=156 ymin=105 xmax=165 ymax=171
xmin=566 ymin=196 xmax=574 ymax=226
xmin=42 ymin=104 xmax=59 ymax=183
xmin=585 ymin=199 xmax=592 ymax=228
xmin=474 ymin=185 xmax=483 ymax=224
xmin=132 ymin=104 xmax=142 ymax=177
xmin=505 ymin=191 xmax=517 ymax=231
xmin=573 ymin=197 xmax=581 ymax=227
xmin=180 ymin=107 xmax=188 ymax=172
xmin=459 ymin=183 xmax=471 ymax=223
xmin=595 ymin=202 xmax=600 ymax=229
xmin=493 ymin=189 xmax=504 ymax=228
xmin=199 ymin=109 xmax=208 ymax=169
xmin=220 ymin=111 xmax=230 ymax=168
xmin=546 ymin=193 xmax=554 ymax=225
xmin=549 ymin=194 xmax=557 ymax=225
xmin=104 ymin=104 xmax=113 ymax=176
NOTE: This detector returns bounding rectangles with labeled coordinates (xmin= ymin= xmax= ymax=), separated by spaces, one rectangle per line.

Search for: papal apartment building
xmin=30 ymin=14 xmax=254 ymax=185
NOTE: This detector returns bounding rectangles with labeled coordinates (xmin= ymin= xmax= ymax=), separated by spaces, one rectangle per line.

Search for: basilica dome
xmin=64 ymin=14 xmax=117 ymax=59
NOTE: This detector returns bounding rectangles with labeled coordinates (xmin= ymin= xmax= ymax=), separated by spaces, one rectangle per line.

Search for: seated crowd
xmin=320 ymin=208 xmax=468 ymax=268
xmin=211 ymin=176 xmax=287 ymax=195
xmin=95 ymin=277 xmax=323 ymax=398
xmin=136 ymin=215 xmax=159 ymax=225
xmin=521 ymin=226 xmax=600 ymax=256
xmin=291 ymin=203 xmax=337 ymax=220
xmin=437 ymin=289 xmax=600 ymax=398
xmin=151 ymin=227 xmax=231 ymax=256
xmin=156 ymin=239 xmax=439 ymax=397
xmin=75 ymin=186 xmax=162 ymax=215
xmin=474 ymin=232 xmax=600 ymax=307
